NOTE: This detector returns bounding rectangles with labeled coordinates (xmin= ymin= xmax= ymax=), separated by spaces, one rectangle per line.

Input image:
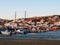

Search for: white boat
xmin=1 ymin=30 xmax=11 ymax=35
xmin=16 ymin=29 xmax=24 ymax=34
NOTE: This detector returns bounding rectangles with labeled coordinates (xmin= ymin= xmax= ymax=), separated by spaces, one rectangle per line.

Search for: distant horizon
xmin=0 ymin=14 xmax=59 ymax=20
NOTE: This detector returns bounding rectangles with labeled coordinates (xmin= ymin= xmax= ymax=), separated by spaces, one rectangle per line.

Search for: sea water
xmin=0 ymin=30 xmax=60 ymax=40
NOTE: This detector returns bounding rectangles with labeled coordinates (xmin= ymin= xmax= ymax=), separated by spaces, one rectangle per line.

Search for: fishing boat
xmin=16 ymin=29 xmax=24 ymax=34
xmin=1 ymin=30 xmax=11 ymax=35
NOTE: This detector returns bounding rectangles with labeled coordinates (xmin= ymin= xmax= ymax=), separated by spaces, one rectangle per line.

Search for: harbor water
xmin=0 ymin=29 xmax=60 ymax=40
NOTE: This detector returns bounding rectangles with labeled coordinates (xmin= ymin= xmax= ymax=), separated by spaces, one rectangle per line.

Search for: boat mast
xmin=25 ymin=10 xmax=26 ymax=18
xmin=14 ymin=11 xmax=17 ymax=32
xmin=15 ymin=11 xmax=16 ymax=22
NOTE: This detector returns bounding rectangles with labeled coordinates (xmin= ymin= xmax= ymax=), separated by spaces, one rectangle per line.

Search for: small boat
xmin=1 ymin=30 xmax=11 ymax=35
xmin=49 ymin=27 xmax=58 ymax=31
xmin=15 ymin=28 xmax=24 ymax=34
xmin=16 ymin=28 xmax=28 ymax=34
xmin=16 ymin=29 xmax=24 ymax=34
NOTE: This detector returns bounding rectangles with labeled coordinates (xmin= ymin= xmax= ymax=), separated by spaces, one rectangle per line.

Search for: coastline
xmin=0 ymin=38 xmax=60 ymax=45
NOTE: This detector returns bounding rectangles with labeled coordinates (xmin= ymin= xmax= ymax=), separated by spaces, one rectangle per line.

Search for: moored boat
xmin=16 ymin=29 xmax=24 ymax=34
xmin=1 ymin=30 xmax=11 ymax=35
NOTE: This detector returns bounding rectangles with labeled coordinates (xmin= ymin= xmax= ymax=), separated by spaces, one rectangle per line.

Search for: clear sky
xmin=0 ymin=0 xmax=60 ymax=19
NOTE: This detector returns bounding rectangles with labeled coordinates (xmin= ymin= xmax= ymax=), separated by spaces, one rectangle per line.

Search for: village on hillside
xmin=0 ymin=15 xmax=59 ymax=34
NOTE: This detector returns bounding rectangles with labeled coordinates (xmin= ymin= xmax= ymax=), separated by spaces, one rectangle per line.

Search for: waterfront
xmin=0 ymin=30 xmax=60 ymax=45
xmin=0 ymin=30 xmax=60 ymax=40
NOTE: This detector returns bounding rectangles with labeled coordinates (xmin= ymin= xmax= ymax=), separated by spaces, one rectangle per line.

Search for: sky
xmin=0 ymin=0 xmax=60 ymax=20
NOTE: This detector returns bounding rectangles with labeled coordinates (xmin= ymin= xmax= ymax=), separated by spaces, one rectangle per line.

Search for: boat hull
xmin=1 ymin=31 xmax=11 ymax=35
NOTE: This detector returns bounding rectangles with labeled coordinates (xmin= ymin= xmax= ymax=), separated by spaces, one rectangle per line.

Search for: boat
xmin=16 ymin=29 xmax=24 ymax=34
xmin=15 ymin=27 xmax=25 ymax=34
xmin=49 ymin=26 xmax=58 ymax=31
xmin=1 ymin=30 xmax=11 ymax=35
